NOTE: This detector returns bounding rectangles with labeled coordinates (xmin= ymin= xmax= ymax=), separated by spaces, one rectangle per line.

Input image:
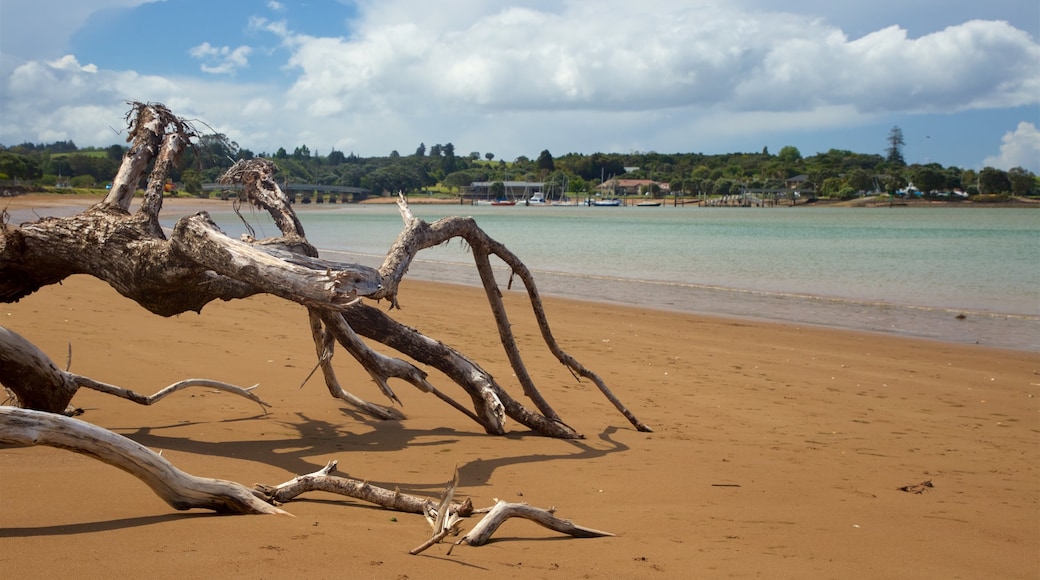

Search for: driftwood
xmin=0 ymin=326 xmax=269 ymax=412
xmin=0 ymin=102 xmax=644 ymax=547
xmin=0 ymin=407 xmax=286 ymax=515
xmin=250 ymin=460 xmax=612 ymax=553
xmin=0 ymin=101 xmax=647 ymax=437
xmin=455 ymin=501 xmax=615 ymax=548
xmin=254 ymin=460 xmax=475 ymax=517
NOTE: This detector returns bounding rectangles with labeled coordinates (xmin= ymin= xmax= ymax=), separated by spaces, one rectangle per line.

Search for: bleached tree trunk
xmin=0 ymin=407 xmax=287 ymax=515
xmin=1 ymin=101 xmax=648 ymax=435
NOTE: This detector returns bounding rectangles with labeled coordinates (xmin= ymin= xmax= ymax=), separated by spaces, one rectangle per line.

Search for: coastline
xmin=5 ymin=193 xmax=1038 ymax=352
xmin=1 ymin=193 xmax=1038 ymax=578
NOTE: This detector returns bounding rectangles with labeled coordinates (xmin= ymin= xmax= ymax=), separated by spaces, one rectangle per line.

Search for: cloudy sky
xmin=1 ymin=0 xmax=1038 ymax=172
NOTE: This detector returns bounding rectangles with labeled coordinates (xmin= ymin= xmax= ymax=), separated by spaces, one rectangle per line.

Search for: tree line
xmin=2 ymin=127 xmax=1036 ymax=199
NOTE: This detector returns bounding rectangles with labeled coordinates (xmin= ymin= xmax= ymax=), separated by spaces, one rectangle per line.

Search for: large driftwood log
xmin=0 ymin=407 xmax=287 ymax=515
xmin=0 ymin=102 xmax=640 ymax=555
xmin=0 ymin=326 xmax=269 ymax=413
xmin=1 ymin=101 xmax=648 ymax=434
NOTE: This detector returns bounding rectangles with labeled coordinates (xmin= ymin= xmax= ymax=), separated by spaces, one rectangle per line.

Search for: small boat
xmin=491 ymin=199 xmax=516 ymax=206
xmin=636 ymin=201 xmax=661 ymax=207
xmin=591 ymin=198 xmax=622 ymax=206
xmin=522 ymin=191 xmax=546 ymax=205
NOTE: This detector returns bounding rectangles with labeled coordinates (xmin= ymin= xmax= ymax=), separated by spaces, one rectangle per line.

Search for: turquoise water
xmin=200 ymin=204 xmax=1039 ymax=351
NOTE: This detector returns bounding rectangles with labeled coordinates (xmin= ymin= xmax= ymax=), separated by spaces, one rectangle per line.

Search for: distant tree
xmin=443 ymin=170 xmax=476 ymax=191
xmin=885 ymin=126 xmax=905 ymax=166
xmin=960 ymin=169 xmax=978 ymax=191
xmin=485 ymin=152 xmax=494 ymax=162
xmin=69 ymin=174 xmax=95 ymax=188
xmin=490 ymin=181 xmax=505 ymax=199
xmin=778 ymin=145 xmax=802 ymax=165
xmin=845 ymin=168 xmax=873 ymax=192
xmin=820 ymin=177 xmax=845 ymax=197
xmin=415 ymin=142 xmax=426 ymax=157
xmin=978 ymin=167 xmax=1011 ymax=194
xmin=536 ymin=149 xmax=555 ymax=173
xmin=468 ymin=151 xmax=480 ymax=161
xmin=389 ymin=150 xmax=400 ymax=159
xmin=762 ymin=146 xmax=769 ymax=156
xmin=292 ymin=145 xmax=310 ymax=160
xmin=713 ymin=179 xmax=733 ymax=196
xmin=0 ymin=152 xmax=41 ymax=180
xmin=180 ymin=169 xmax=202 ymax=196
xmin=237 ymin=148 xmax=255 ymax=160
xmin=1007 ymin=166 xmax=1036 ymax=196
xmin=429 ymin=144 xmax=442 ymax=158
xmin=883 ymin=172 xmax=907 ymax=193
xmin=913 ymin=166 xmax=946 ymax=194
xmin=441 ymin=143 xmax=456 ymax=173
xmin=326 ymin=149 xmax=347 ymax=165
xmin=274 ymin=147 xmax=288 ymax=159
xmin=106 ymin=144 xmax=125 ymax=162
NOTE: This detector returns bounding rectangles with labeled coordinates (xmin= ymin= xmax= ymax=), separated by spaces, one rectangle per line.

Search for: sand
xmin=1 ymin=194 xmax=1038 ymax=579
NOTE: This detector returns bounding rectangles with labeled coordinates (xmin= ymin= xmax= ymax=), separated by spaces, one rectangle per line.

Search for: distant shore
xmin=4 ymin=190 xmax=1039 ymax=213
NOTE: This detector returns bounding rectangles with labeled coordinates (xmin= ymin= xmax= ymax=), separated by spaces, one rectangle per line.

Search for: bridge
xmin=202 ymin=182 xmax=371 ymax=202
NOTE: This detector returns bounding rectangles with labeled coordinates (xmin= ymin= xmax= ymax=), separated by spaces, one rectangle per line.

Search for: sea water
xmin=197 ymin=204 xmax=1038 ymax=351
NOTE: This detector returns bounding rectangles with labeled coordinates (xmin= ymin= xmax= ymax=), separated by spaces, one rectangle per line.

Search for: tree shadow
xmin=0 ymin=512 xmax=217 ymax=538
xmin=105 ymin=411 xmax=632 ymax=498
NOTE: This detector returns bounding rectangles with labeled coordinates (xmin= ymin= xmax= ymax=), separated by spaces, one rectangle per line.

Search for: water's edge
xmin=323 ymin=248 xmax=1039 ymax=353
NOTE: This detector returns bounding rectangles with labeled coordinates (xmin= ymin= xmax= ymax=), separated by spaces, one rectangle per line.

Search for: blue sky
xmin=2 ymin=0 xmax=1038 ymax=172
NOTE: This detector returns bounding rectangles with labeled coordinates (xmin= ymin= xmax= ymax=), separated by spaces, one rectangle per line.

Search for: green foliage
xmin=978 ymin=167 xmax=1011 ymax=194
xmin=912 ymin=166 xmax=946 ymax=194
xmin=777 ymin=145 xmax=802 ymax=164
xmin=69 ymin=174 xmax=95 ymax=188
xmin=820 ymin=177 xmax=846 ymax=197
xmin=837 ymin=186 xmax=859 ymax=200
xmin=886 ymin=126 xmax=906 ymax=166
xmin=0 ymin=152 xmax=42 ymax=180
xmin=3 ymin=133 xmax=1033 ymax=205
xmin=1007 ymin=166 xmax=1036 ymax=196
xmin=180 ymin=169 xmax=202 ymax=195
xmin=536 ymin=149 xmax=555 ymax=173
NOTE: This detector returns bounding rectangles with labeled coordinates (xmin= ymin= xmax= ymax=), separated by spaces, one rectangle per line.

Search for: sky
xmin=1 ymin=0 xmax=1038 ymax=172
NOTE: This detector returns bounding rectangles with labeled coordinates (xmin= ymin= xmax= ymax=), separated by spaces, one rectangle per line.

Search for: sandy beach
xmin=1 ymin=194 xmax=1038 ymax=579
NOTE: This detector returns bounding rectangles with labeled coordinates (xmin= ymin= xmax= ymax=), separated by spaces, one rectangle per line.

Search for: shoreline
xmin=5 ymin=192 xmax=1037 ymax=352
xmin=5 ymin=190 xmax=1039 ymax=209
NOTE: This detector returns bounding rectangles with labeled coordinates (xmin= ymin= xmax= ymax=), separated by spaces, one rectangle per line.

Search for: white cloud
xmin=273 ymin=2 xmax=1038 ymax=121
xmin=984 ymin=122 xmax=1040 ymax=172
xmin=188 ymin=42 xmax=252 ymax=75
xmin=1 ymin=0 xmax=1038 ymax=162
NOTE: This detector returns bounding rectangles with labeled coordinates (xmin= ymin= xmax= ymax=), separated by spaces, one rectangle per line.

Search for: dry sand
xmin=1 ymin=194 xmax=1038 ymax=579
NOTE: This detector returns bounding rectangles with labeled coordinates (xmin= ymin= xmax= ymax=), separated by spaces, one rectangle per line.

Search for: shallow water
xmin=176 ymin=203 xmax=1035 ymax=351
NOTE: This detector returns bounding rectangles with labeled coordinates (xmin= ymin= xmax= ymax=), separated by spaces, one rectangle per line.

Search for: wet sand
xmin=1 ymin=194 xmax=1038 ymax=578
